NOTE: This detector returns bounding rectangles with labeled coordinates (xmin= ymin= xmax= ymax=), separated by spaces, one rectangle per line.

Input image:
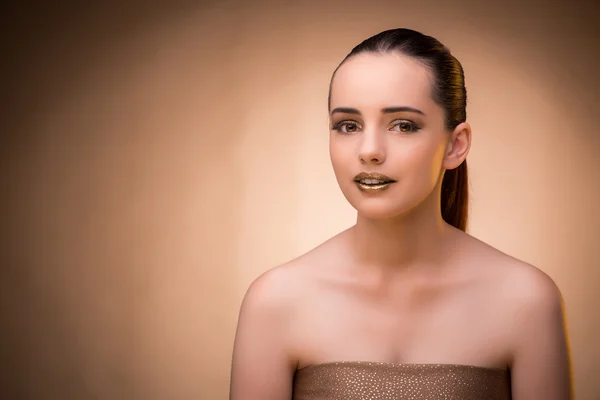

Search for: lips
xmin=353 ymin=172 xmax=396 ymax=192
xmin=353 ymin=172 xmax=396 ymax=184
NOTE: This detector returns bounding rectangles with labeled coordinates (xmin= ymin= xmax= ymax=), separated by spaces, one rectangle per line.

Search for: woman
xmin=229 ymin=28 xmax=573 ymax=400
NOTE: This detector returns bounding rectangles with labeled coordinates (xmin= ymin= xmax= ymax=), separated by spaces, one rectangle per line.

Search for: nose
xmin=358 ymin=129 xmax=386 ymax=165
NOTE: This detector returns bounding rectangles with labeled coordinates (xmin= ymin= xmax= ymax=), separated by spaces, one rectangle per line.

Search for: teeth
xmin=360 ymin=179 xmax=387 ymax=184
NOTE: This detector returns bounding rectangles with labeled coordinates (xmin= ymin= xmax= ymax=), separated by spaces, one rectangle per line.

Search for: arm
xmin=510 ymin=269 xmax=573 ymax=399
xmin=229 ymin=269 xmax=298 ymax=400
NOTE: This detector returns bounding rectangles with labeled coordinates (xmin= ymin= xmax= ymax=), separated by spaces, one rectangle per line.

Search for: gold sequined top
xmin=292 ymin=361 xmax=511 ymax=400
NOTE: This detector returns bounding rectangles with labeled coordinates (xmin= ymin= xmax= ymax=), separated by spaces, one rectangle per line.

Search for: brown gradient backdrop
xmin=1 ymin=1 xmax=599 ymax=399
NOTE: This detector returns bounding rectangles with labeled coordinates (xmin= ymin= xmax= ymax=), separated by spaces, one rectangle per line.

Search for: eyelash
xmin=330 ymin=120 xmax=420 ymax=134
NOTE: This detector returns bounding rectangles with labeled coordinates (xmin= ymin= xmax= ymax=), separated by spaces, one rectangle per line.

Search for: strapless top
xmin=292 ymin=361 xmax=511 ymax=400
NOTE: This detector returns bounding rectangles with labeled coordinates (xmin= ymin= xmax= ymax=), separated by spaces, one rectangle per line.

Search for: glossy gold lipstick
xmin=354 ymin=172 xmax=396 ymax=192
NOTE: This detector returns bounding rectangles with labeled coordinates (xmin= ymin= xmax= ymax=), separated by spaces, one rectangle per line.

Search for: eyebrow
xmin=330 ymin=106 xmax=425 ymax=116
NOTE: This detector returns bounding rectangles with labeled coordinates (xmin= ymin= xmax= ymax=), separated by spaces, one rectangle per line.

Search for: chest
xmin=293 ymin=281 xmax=509 ymax=368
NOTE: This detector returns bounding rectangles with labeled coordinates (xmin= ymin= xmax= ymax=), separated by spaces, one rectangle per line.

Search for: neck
xmin=349 ymin=194 xmax=457 ymax=272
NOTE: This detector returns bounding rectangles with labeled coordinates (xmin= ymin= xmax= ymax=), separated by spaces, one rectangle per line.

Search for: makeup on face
xmin=329 ymin=106 xmax=426 ymax=135
xmin=353 ymin=172 xmax=396 ymax=192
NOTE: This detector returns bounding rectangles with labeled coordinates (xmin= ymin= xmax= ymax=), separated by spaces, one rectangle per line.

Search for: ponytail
xmin=441 ymin=160 xmax=468 ymax=231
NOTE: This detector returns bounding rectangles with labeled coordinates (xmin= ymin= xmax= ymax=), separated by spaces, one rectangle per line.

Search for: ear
xmin=443 ymin=122 xmax=471 ymax=170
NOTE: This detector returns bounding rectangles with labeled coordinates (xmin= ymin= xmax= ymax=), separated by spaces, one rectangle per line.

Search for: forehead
xmin=330 ymin=52 xmax=434 ymax=112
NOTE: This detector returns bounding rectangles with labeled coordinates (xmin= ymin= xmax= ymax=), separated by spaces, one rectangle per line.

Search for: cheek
xmin=398 ymin=140 xmax=447 ymax=185
xmin=329 ymin=139 xmax=351 ymax=176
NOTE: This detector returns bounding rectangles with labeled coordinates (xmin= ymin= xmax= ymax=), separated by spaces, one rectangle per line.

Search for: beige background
xmin=2 ymin=0 xmax=599 ymax=399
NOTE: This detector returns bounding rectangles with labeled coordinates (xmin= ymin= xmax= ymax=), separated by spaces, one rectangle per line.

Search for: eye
xmin=332 ymin=121 xmax=361 ymax=134
xmin=391 ymin=120 xmax=420 ymax=133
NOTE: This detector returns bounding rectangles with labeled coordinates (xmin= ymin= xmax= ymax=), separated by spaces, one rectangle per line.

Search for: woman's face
xmin=329 ymin=52 xmax=462 ymax=220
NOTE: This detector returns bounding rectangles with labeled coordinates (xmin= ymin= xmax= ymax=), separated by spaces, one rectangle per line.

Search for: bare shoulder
xmin=239 ymin=262 xmax=304 ymax=319
xmin=497 ymin=256 xmax=566 ymax=342
xmin=239 ymin=233 xmax=341 ymax=315
xmin=230 ymin=243 xmax=335 ymax=399
xmin=465 ymin=234 xmax=564 ymax=304
xmin=464 ymin=234 xmax=568 ymax=353
xmin=465 ymin=235 xmax=572 ymax=397
xmin=243 ymin=262 xmax=301 ymax=304
xmin=502 ymin=259 xmax=564 ymax=309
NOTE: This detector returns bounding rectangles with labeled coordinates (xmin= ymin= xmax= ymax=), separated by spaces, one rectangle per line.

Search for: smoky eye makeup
xmin=389 ymin=119 xmax=422 ymax=133
xmin=330 ymin=118 xmax=422 ymax=134
xmin=330 ymin=120 xmax=361 ymax=133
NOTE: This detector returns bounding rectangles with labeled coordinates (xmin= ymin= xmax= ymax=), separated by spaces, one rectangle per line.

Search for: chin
xmin=357 ymin=206 xmax=408 ymax=220
xmin=345 ymin=196 xmax=409 ymax=220
xmin=340 ymin=184 xmax=426 ymax=221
